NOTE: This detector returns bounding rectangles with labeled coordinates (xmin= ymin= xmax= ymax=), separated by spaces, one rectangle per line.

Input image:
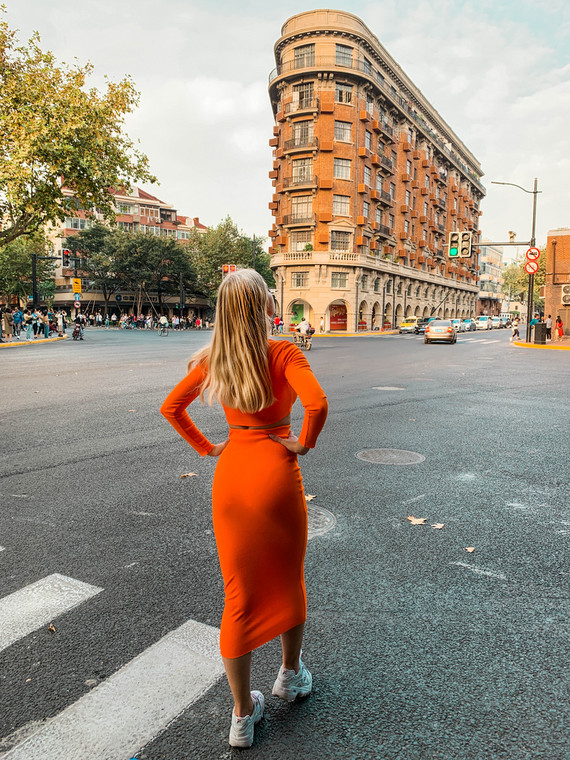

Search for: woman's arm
xmin=160 ymin=363 xmax=215 ymax=456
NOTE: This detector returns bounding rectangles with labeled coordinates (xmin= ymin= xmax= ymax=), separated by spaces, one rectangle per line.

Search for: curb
xmin=287 ymin=331 xmax=399 ymax=338
xmin=513 ymin=340 xmax=570 ymax=351
xmin=0 ymin=335 xmax=69 ymax=348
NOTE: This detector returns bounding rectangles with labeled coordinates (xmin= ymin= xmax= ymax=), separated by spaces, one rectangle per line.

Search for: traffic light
xmin=448 ymin=232 xmax=459 ymax=258
xmin=222 ymin=264 xmax=237 ymax=278
xmin=62 ymin=249 xmax=70 ymax=267
xmin=460 ymin=231 xmax=473 ymax=257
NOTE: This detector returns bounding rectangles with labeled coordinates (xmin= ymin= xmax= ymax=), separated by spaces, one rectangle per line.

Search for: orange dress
xmin=160 ymin=339 xmax=328 ymax=658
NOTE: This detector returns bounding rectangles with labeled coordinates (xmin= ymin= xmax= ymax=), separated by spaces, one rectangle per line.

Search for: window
xmin=363 ymin=57 xmax=372 ymax=76
xmin=117 ymin=203 xmax=134 ymax=215
xmin=397 ymin=282 xmax=403 ymax=295
xmin=365 ymin=130 xmax=372 ymax=150
xmin=292 ymin=271 xmax=309 ymax=288
xmin=412 ymin=194 xmax=416 ymax=209
xmin=334 ymin=120 xmax=351 ymax=141
xmin=331 ymin=271 xmax=349 ymax=288
xmin=335 ymin=82 xmax=352 ymax=104
xmin=407 ymin=284 xmax=412 ymax=296
xmin=364 ymin=166 xmax=371 ymax=186
xmin=423 ymin=201 xmax=428 ymax=215
xmin=425 ymin=175 xmax=430 ymax=188
xmin=405 ymin=190 xmax=411 ymax=205
xmin=388 ymin=214 xmax=395 ymax=229
xmin=404 ymin=220 xmax=410 ymax=234
xmin=294 ymin=44 xmax=315 ymax=68
xmin=406 ymin=159 xmax=412 ymax=174
xmin=292 ymin=82 xmax=314 ymax=108
xmin=291 ymin=195 xmax=312 ymax=222
xmin=361 ymin=274 xmax=369 ymax=290
xmin=361 ymin=239 xmax=370 ymax=256
xmin=374 ymin=278 xmax=380 ymax=293
xmin=376 ymin=207 xmax=382 ymax=224
xmin=330 ymin=232 xmax=351 ymax=252
xmin=386 ymin=280 xmax=392 ymax=294
xmin=334 ymin=158 xmax=351 ymax=180
xmin=366 ymin=96 xmax=373 ymax=114
xmin=362 ymin=201 xmax=370 ymax=218
xmin=376 ymin=173 xmax=383 ymax=192
xmin=292 ymin=119 xmax=313 ymax=146
xmin=292 ymin=158 xmax=313 ymax=183
xmin=291 ymin=230 xmax=312 ymax=251
xmin=333 ymin=195 xmax=350 ymax=216
xmin=177 ymin=230 xmax=190 ymax=240
xmin=416 ymin=286 xmax=421 ymax=297
xmin=66 ymin=217 xmax=91 ymax=230
xmin=377 ymin=71 xmax=384 ymax=86
xmin=336 ymin=44 xmax=353 ymax=66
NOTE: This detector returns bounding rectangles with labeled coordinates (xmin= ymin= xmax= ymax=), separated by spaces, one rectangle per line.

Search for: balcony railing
xmin=282 ymin=213 xmax=317 ymax=227
xmin=283 ymin=137 xmax=319 ymax=152
xmin=377 ymin=224 xmax=392 ymax=237
xmin=380 ymin=156 xmax=395 ymax=172
xmin=284 ymin=251 xmax=313 ymax=260
xmin=282 ymin=175 xmax=318 ymax=190
xmin=284 ymin=97 xmax=319 ymax=115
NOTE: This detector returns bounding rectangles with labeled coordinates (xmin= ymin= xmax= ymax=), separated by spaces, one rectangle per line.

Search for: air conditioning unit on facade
xmin=561 ymin=284 xmax=570 ymax=306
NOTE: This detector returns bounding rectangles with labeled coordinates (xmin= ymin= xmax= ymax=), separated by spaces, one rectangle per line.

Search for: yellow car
xmin=399 ymin=317 xmax=419 ymax=334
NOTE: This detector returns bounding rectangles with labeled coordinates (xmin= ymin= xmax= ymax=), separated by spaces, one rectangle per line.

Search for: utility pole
xmin=252 ymin=234 xmax=256 ymax=270
xmin=179 ymin=272 xmax=186 ymax=315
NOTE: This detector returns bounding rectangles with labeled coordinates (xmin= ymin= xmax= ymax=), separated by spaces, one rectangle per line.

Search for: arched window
xmin=407 ymin=284 xmax=412 ymax=296
xmin=416 ymin=286 xmax=421 ymax=297
xmin=397 ymin=282 xmax=402 ymax=295
xmin=386 ymin=279 xmax=392 ymax=294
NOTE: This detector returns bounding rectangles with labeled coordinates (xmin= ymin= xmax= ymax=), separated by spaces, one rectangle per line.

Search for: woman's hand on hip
xmin=207 ymin=439 xmax=229 ymax=457
xmin=268 ymin=432 xmax=309 ymax=455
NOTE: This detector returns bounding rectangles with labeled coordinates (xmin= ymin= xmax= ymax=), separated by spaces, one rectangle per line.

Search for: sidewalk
xmin=0 ymin=335 xmax=68 ymax=348
xmin=513 ymin=336 xmax=570 ymax=351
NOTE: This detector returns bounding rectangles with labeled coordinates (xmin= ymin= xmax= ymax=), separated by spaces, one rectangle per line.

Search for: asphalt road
xmin=1 ymin=328 xmax=568 ymax=760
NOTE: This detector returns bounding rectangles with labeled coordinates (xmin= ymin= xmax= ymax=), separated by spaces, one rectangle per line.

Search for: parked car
xmin=424 ymin=319 xmax=457 ymax=344
xmin=414 ymin=318 xmax=430 ymax=334
xmin=500 ymin=317 xmax=511 ymax=328
xmin=399 ymin=317 xmax=419 ymax=334
xmin=462 ymin=318 xmax=476 ymax=331
xmin=475 ymin=316 xmax=492 ymax=330
xmin=491 ymin=317 xmax=502 ymax=329
xmin=451 ymin=319 xmax=465 ymax=333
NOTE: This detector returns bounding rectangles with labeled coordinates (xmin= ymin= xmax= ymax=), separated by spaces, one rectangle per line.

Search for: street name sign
xmin=525 ymin=260 xmax=539 ymax=275
xmin=526 ymin=247 xmax=541 ymax=261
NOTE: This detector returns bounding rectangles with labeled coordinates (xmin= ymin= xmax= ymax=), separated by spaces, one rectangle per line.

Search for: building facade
xmin=477 ymin=242 xmax=503 ymax=316
xmin=49 ymin=187 xmax=208 ymax=316
xmin=545 ymin=228 xmax=570 ymax=335
xmin=267 ymin=10 xmax=485 ymax=331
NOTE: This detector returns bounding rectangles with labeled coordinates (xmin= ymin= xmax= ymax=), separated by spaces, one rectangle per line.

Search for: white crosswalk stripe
xmin=0 ymin=573 xmax=103 ymax=653
xmin=3 ymin=618 xmax=223 ymax=760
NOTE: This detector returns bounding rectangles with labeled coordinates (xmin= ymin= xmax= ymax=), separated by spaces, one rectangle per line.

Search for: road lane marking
xmin=0 ymin=574 xmax=103 ymax=653
xmin=450 ymin=562 xmax=507 ymax=580
xmin=2 ymin=619 xmax=223 ymax=760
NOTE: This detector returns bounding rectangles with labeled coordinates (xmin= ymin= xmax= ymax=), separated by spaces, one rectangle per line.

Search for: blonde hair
xmin=189 ymin=269 xmax=274 ymax=412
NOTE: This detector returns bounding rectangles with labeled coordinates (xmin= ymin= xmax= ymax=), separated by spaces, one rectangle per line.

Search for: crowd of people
xmin=0 ymin=306 xmax=213 ymax=342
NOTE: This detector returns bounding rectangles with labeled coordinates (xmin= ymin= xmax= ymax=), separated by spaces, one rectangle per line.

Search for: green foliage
xmin=0 ymin=10 xmax=156 ymax=246
xmin=0 ymin=232 xmax=55 ymax=304
xmin=501 ymin=249 xmax=546 ymax=307
xmin=188 ymin=217 xmax=274 ymax=299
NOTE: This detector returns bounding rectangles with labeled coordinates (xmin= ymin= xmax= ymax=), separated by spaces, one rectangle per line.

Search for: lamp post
xmin=491 ymin=178 xmax=541 ymax=342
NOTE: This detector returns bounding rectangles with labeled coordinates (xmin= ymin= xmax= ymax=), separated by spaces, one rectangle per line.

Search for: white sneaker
xmin=272 ymin=658 xmax=312 ymax=701
xmin=228 ymin=690 xmax=264 ymax=748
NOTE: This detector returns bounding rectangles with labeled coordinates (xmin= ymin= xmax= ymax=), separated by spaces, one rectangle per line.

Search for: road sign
xmin=115 ymin=294 xmax=122 ymax=302
xmin=525 ymin=260 xmax=538 ymax=275
xmin=526 ymin=247 xmax=540 ymax=261
xmin=72 ymin=277 xmax=82 ymax=292
xmin=74 ymin=300 xmax=81 ymax=308
xmin=73 ymin=292 xmax=81 ymax=300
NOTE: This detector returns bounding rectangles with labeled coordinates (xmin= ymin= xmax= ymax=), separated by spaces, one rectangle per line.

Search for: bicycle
xmin=293 ymin=331 xmax=312 ymax=351
xmin=158 ymin=323 xmax=169 ymax=337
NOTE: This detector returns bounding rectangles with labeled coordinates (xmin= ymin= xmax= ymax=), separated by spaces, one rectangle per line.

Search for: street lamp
xmin=491 ymin=178 xmax=541 ymax=341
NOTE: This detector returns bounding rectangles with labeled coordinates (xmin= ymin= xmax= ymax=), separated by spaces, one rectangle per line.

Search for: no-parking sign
xmin=74 ymin=300 xmax=81 ymax=308
xmin=524 ymin=260 xmax=538 ymax=275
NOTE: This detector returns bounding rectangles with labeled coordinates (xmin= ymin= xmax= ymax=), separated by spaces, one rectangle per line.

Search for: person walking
xmin=1 ymin=308 xmax=13 ymax=343
xmin=510 ymin=316 xmax=520 ymax=342
xmin=161 ymin=269 xmax=328 ymax=749
xmin=545 ymin=314 xmax=552 ymax=341
xmin=555 ymin=316 xmax=564 ymax=341
xmin=12 ymin=307 xmax=23 ymax=338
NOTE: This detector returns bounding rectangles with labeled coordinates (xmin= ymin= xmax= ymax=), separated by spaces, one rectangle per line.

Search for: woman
xmin=161 ymin=269 xmax=328 ymax=749
xmin=510 ymin=316 xmax=520 ymax=342
xmin=555 ymin=316 xmax=564 ymax=341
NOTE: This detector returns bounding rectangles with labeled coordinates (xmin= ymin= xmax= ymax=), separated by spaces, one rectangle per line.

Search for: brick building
xmin=545 ymin=228 xmax=570 ymax=335
xmin=50 ymin=187 xmax=208 ymax=316
xmin=267 ymin=9 xmax=485 ymax=331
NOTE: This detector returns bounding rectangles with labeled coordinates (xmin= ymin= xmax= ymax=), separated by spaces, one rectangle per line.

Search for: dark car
xmin=424 ymin=319 xmax=456 ymax=344
xmin=414 ymin=318 xmax=430 ymax=334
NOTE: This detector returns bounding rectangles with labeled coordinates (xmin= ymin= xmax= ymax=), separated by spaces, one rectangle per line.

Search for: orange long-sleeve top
xmin=160 ymin=339 xmax=328 ymax=456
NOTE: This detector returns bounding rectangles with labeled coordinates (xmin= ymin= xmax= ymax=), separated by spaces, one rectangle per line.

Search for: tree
xmin=0 ymin=233 xmax=55 ymax=306
xmin=65 ymin=224 xmax=122 ymax=315
xmin=502 ymin=249 xmax=546 ymax=311
xmin=0 ymin=11 xmax=156 ymax=246
xmin=189 ymin=217 xmax=275 ymax=299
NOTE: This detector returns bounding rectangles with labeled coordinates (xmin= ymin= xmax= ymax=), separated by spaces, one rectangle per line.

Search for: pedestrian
xmin=161 ymin=269 xmax=328 ymax=749
xmin=1 ymin=307 xmax=13 ymax=343
xmin=320 ymin=316 xmax=325 ymax=333
xmin=196 ymin=316 xmax=202 ymax=329
xmin=510 ymin=317 xmax=520 ymax=342
xmin=111 ymin=313 xmax=117 ymax=327
xmin=56 ymin=310 xmax=64 ymax=337
xmin=545 ymin=314 xmax=552 ymax=340
xmin=555 ymin=316 xmax=564 ymax=341
xmin=23 ymin=309 xmax=34 ymax=340
xmin=12 ymin=307 xmax=23 ymax=338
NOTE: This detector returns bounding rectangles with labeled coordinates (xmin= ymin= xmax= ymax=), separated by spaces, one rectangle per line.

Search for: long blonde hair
xmin=189 ymin=269 xmax=274 ymax=412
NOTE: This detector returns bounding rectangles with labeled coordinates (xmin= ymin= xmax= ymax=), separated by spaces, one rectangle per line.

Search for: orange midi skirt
xmin=212 ymin=424 xmax=308 ymax=659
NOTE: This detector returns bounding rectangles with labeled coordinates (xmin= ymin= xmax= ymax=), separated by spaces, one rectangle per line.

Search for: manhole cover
xmin=372 ymin=386 xmax=405 ymax=391
xmin=356 ymin=448 xmax=425 ymax=466
xmin=307 ymin=505 xmax=336 ymax=539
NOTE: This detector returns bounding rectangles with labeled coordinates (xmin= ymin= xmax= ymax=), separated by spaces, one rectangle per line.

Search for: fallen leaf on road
xmin=128 ymin=409 xmax=136 ymax=412
xmin=48 ymin=623 xmax=56 ymax=633
xmin=465 ymin=547 xmax=475 ymax=553
xmin=181 ymin=472 xmax=198 ymax=478
xmin=407 ymin=515 xmax=427 ymax=525
xmin=25 ymin=678 xmax=31 ymax=683
xmin=409 ymin=418 xmax=415 ymax=421
xmin=432 ymin=523 xmax=445 ymax=530
xmin=305 ymin=494 xmax=316 ymax=501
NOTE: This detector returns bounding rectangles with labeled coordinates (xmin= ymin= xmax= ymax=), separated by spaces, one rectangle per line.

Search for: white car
xmin=475 ymin=316 xmax=492 ymax=330
xmin=491 ymin=317 xmax=502 ymax=329
xmin=451 ymin=319 xmax=465 ymax=333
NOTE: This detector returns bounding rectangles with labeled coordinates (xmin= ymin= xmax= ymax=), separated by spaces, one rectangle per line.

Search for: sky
xmin=5 ymin=0 xmax=570 ymax=260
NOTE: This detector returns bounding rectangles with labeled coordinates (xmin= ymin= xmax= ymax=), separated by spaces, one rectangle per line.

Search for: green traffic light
xmin=449 ymin=246 xmax=459 ymax=256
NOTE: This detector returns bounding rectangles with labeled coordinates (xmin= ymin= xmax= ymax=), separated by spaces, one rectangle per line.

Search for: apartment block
xmin=267 ymin=9 xmax=485 ymax=331
xmin=50 ymin=187 xmax=208 ymax=315
xmin=477 ymin=243 xmax=504 ymax=316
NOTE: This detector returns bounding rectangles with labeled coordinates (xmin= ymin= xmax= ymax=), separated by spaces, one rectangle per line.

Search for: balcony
xmin=372 ymin=120 xmax=395 ymax=139
xmin=283 ymin=136 xmax=318 ymax=154
xmin=372 ymin=188 xmax=393 ymax=205
xmin=282 ymin=213 xmax=317 ymax=227
xmin=282 ymin=175 xmax=318 ymax=191
xmin=377 ymin=223 xmax=391 ymax=237
xmin=284 ymin=97 xmax=319 ymax=116
xmin=379 ymin=156 xmax=395 ymax=173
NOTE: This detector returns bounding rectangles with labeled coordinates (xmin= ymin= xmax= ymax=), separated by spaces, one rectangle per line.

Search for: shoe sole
xmin=272 ymin=679 xmax=312 ymax=701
